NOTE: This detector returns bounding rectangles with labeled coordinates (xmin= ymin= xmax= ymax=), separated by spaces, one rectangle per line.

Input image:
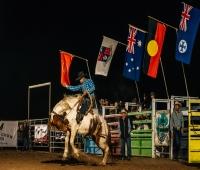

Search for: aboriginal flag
xmin=143 ymin=19 xmax=166 ymax=78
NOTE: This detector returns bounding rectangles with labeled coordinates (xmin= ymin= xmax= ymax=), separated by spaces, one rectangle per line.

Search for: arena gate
xmin=27 ymin=82 xmax=84 ymax=152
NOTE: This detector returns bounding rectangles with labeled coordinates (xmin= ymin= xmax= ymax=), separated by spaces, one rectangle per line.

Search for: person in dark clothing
xmin=141 ymin=93 xmax=149 ymax=110
xmin=17 ymin=123 xmax=24 ymax=150
xmin=119 ymin=109 xmax=132 ymax=160
xmin=170 ymin=101 xmax=184 ymax=160
xmin=22 ymin=122 xmax=29 ymax=151
xmin=148 ymin=91 xmax=156 ymax=110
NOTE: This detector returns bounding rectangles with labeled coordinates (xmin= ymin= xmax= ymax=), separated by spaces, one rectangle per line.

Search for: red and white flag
xmin=95 ymin=36 xmax=118 ymax=76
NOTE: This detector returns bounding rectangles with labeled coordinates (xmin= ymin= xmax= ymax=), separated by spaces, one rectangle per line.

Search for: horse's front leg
xmin=62 ymin=131 xmax=70 ymax=160
xmin=69 ymin=124 xmax=79 ymax=158
xmin=96 ymin=136 xmax=110 ymax=166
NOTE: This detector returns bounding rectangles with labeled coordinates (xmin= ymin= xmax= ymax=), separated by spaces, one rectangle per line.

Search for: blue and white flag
xmin=123 ymin=25 xmax=146 ymax=81
xmin=175 ymin=2 xmax=200 ymax=64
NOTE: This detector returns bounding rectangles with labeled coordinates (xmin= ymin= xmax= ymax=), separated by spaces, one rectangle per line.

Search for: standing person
xmin=149 ymin=91 xmax=156 ymax=110
xmin=141 ymin=93 xmax=149 ymax=110
xmin=170 ymin=101 xmax=184 ymax=160
xmin=119 ymin=108 xmax=132 ymax=160
xmin=17 ymin=123 xmax=24 ymax=151
xmin=22 ymin=121 xmax=29 ymax=151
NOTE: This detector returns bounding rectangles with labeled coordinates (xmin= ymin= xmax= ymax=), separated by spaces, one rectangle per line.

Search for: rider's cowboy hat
xmin=121 ymin=109 xmax=127 ymax=113
xmin=174 ymin=101 xmax=182 ymax=107
xmin=75 ymin=71 xmax=86 ymax=81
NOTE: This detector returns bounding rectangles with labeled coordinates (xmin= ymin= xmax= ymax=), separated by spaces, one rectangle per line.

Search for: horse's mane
xmin=53 ymin=94 xmax=82 ymax=113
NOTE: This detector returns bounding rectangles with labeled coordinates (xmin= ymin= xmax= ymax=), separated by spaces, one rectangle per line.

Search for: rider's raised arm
xmin=66 ymin=84 xmax=82 ymax=92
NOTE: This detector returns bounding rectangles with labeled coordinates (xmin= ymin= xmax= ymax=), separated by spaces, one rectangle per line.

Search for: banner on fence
xmin=154 ymin=110 xmax=170 ymax=146
xmin=34 ymin=124 xmax=48 ymax=144
xmin=0 ymin=121 xmax=18 ymax=147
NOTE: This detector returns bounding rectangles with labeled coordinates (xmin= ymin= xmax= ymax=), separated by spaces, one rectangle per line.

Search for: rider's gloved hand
xmin=83 ymin=91 xmax=87 ymax=96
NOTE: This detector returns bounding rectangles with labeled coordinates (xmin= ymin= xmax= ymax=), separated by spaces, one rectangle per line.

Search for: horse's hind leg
xmin=69 ymin=124 xmax=80 ymax=158
xmin=62 ymin=131 xmax=70 ymax=160
xmin=97 ymin=137 xmax=110 ymax=166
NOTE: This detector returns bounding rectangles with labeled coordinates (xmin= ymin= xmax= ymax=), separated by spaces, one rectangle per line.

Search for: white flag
xmin=95 ymin=36 xmax=118 ymax=76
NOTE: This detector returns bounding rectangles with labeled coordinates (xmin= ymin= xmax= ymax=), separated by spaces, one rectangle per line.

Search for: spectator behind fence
xmin=141 ymin=93 xmax=149 ymax=110
xmin=148 ymin=91 xmax=156 ymax=110
xmin=119 ymin=108 xmax=131 ymax=160
xmin=170 ymin=101 xmax=184 ymax=160
xmin=17 ymin=123 xmax=24 ymax=150
xmin=22 ymin=121 xmax=29 ymax=151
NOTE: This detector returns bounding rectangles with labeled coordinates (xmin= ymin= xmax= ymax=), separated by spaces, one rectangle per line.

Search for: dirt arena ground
xmin=0 ymin=150 xmax=199 ymax=170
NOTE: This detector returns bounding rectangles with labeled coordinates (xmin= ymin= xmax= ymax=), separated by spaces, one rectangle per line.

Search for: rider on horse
xmin=64 ymin=71 xmax=101 ymax=136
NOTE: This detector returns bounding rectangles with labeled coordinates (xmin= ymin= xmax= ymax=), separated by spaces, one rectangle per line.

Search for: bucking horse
xmin=49 ymin=93 xmax=110 ymax=165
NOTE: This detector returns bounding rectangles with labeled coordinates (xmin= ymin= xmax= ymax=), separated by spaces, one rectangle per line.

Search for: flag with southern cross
xmin=175 ymin=2 xmax=200 ymax=64
xmin=95 ymin=36 xmax=118 ymax=76
xmin=123 ymin=25 xmax=146 ymax=81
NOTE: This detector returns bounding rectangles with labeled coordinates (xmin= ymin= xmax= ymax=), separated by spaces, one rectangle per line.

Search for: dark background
xmin=0 ymin=0 xmax=199 ymax=120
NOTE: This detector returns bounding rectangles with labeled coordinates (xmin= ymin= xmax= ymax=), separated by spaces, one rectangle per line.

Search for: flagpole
xmin=118 ymin=41 xmax=127 ymax=46
xmin=160 ymin=58 xmax=169 ymax=99
xmin=112 ymin=39 xmax=141 ymax=103
xmin=85 ymin=59 xmax=91 ymax=79
xmin=86 ymin=59 xmax=98 ymax=108
xmin=135 ymin=81 xmax=141 ymax=104
xmin=148 ymin=16 xmax=178 ymax=31
xmin=181 ymin=62 xmax=189 ymax=97
xmin=59 ymin=50 xmax=88 ymax=61
xmin=60 ymin=50 xmax=91 ymax=78
xmin=128 ymin=24 xmax=148 ymax=33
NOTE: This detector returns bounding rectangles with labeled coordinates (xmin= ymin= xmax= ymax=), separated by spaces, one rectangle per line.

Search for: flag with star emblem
xmin=60 ymin=51 xmax=74 ymax=86
xmin=175 ymin=2 xmax=200 ymax=64
xmin=123 ymin=25 xmax=146 ymax=81
xmin=143 ymin=19 xmax=166 ymax=78
xmin=95 ymin=36 xmax=118 ymax=76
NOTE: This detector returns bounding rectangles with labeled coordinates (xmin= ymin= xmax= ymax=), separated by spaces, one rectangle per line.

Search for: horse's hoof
xmin=99 ymin=162 xmax=106 ymax=166
xmin=62 ymin=157 xmax=67 ymax=161
xmin=74 ymin=153 xmax=79 ymax=158
xmin=72 ymin=150 xmax=80 ymax=158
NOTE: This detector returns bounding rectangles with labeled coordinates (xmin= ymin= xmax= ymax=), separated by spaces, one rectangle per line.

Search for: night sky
xmin=1 ymin=0 xmax=200 ymax=120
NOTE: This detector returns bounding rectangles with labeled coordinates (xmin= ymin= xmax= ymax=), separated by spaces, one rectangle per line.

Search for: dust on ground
xmin=0 ymin=150 xmax=199 ymax=170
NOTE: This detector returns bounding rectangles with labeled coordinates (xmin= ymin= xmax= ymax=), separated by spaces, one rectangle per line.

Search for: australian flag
xmin=123 ymin=25 xmax=146 ymax=81
xmin=175 ymin=2 xmax=200 ymax=64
